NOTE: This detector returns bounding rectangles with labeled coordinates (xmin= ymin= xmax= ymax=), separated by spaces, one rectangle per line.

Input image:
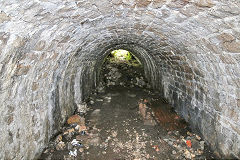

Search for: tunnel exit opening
xmin=98 ymin=49 xmax=150 ymax=91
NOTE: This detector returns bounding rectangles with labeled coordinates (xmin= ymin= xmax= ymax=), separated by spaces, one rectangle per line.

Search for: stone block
xmin=223 ymin=41 xmax=240 ymax=53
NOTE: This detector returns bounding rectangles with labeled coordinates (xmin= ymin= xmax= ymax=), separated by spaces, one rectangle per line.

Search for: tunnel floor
xmin=40 ymin=85 xmax=216 ymax=159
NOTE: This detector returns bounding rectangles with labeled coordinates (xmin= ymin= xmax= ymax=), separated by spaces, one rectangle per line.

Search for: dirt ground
xmin=40 ymin=86 xmax=216 ymax=160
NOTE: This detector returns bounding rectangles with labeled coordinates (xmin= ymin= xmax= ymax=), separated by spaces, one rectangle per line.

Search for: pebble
xmin=200 ymin=141 xmax=205 ymax=150
xmin=55 ymin=135 xmax=62 ymax=143
xmin=79 ymin=148 xmax=84 ymax=153
xmin=196 ymin=135 xmax=201 ymax=141
xmin=77 ymin=103 xmax=88 ymax=113
xmin=56 ymin=141 xmax=65 ymax=150
xmin=184 ymin=149 xmax=191 ymax=159
xmin=69 ymin=149 xmax=77 ymax=157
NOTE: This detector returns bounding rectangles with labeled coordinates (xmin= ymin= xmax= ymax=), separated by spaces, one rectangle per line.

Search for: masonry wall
xmin=0 ymin=0 xmax=240 ymax=159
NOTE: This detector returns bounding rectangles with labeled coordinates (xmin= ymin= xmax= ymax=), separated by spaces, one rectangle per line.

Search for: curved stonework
xmin=0 ymin=0 xmax=239 ymax=159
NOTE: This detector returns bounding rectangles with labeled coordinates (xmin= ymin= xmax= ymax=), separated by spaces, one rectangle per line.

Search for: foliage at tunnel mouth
xmin=108 ymin=49 xmax=142 ymax=66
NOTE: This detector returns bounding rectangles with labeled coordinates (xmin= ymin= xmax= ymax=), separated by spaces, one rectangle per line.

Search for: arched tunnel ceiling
xmin=0 ymin=0 xmax=240 ymax=159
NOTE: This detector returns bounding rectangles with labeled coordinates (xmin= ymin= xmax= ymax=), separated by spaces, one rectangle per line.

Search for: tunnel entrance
xmin=40 ymin=48 xmax=218 ymax=159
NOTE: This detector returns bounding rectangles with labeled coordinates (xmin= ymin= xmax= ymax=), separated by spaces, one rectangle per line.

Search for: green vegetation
xmin=111 ymin=49 xmax=132 ymax=61
xmin=105 ymin=49 xmax=142 ymax=67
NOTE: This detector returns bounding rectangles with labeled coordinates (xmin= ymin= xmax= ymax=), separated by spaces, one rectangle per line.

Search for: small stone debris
xmin=90 ymin=100 xmax=94 ymax=104
xmin=111 ymin=131 xmax=117 ymax=137
xmin=200 ymin=141 xmax=205 ymax=150
xmin=71 ymin=139 xmax=81 ymax=147
xmin=77 ymin=103 xmax=88 ymax=113
xmin=172 ymin=150 xmax=177 ymax=154
xmin=196 ymin=135 xmax=201 ymax=141
xmin=99 ymin=55 xmax=149 ymax=89
xmin=79 ymin=148 xmax=84 ymax=153
xmin=67 ymin=115 xmax=81 ymax=125
xmin=40 ymin=78 xmax=215 ymax=160
xmin=69 ymin=149 xmax=77 ymax=157
xmin=56 ymin=141 xmax=65 ymax=151
xmin=153 ymin=145 xmax=160 ymax=152
xmin=162 ymin=130 xmax=207 ymax=159
xmin=55 ymin=135 xmax=62 ymax=143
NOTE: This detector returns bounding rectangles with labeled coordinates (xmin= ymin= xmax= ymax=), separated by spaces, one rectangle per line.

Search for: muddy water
xmin=40 ymin=86 xmax=216 ymax=159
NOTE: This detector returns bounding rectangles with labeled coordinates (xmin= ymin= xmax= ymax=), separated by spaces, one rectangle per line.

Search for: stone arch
xmin=0 ymin=0 xmax=240 ymax=159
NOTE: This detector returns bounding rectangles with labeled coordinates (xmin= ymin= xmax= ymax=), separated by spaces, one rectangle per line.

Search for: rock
xmin=196 ymin=134 xmax=201 ymax=141
xmin=104 ymin=96 xmax=111 ymax=102
xmin=55 ymin=135 xmax=62 ymax=144
xmin=200 ymin=141 xmax=205 ymax=150
xmin=56 ymin=141 xmax=65 ymax=150
xmin=43 ymin=149 xmax=49 ymax=154
xmin=184 ymin=149 xmax=192 ymax=159
xmin=153 ymin=145 xmax=160 ymax=152
xmin=0 ymin=11 xmax=11 ymax=23
xmin=187 ymin=131 xmax=193 ymax=136
xmin=127 ymin=93 xmax=136 ymax=98
xmin=77 ymin=103 xmax=88 ymax=113
xmin=96 ymin=98 xmax=104 ymax=102
xmin=172 ymin=150 xmax=177 ymax=154
xmin=67 ymin=142 xmax=73 ymax=150
xmin=111 ymin=131 xmax=117 ymax=137
xmin=77 ymin=125 xmax=87 ymax=132
xmin=223 ymin=41 xmax=240 ymax=53
xmin=79 ymin=148 xmax=84 ymax=153
xmin=97 ymin=83 xmax=105 ymax=93
xmin=144 ymin=112 xmax=156 ymax=126
xmin=195 ymin=0 xmax=214 ymax=8
xmin=196 ymin=149 xmax=203 ymax=155
xmin=191 ymin=153 xmax=196 ymax=158
xmin=71 ymin=139 xmax=79 ymax=145
xmin=80 ymin=131 xmax=86 ymax=135
xmin=67 ymin=115 xmax=81 ymax=125
xmin=69 ymin=149 xmax=77 ymax=157
xmin=64 ymin=128 xmax=75 ymax=135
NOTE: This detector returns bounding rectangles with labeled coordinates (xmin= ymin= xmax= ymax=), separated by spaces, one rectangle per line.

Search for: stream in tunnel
xmin=39 ymin=50 xmax=217 ymax=159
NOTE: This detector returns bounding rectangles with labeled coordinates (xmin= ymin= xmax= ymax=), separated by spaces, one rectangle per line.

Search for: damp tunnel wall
xmin=0 ymin=0 xmax=240 ymax=159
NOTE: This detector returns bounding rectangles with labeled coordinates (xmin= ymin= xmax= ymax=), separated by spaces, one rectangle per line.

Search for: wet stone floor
xmin=40 ymin=86 xmax=216 ymax=160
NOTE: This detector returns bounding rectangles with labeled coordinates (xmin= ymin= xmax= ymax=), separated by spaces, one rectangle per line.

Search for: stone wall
xmin=0 ymin=0 xmax=239 ymax=159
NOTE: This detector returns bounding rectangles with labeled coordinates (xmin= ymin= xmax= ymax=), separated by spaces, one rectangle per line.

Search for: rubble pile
xmin=101 ymin=57 xmax=150 ymax=89
xmin=162 ymin=131 xmax=207 ymax=159
xmin=40 ymin=103 xmax=102 ymax=159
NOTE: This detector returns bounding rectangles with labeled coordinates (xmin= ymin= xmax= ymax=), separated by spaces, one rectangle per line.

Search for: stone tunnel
xmin=0 ymin=0 xmax=240 ymax=159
